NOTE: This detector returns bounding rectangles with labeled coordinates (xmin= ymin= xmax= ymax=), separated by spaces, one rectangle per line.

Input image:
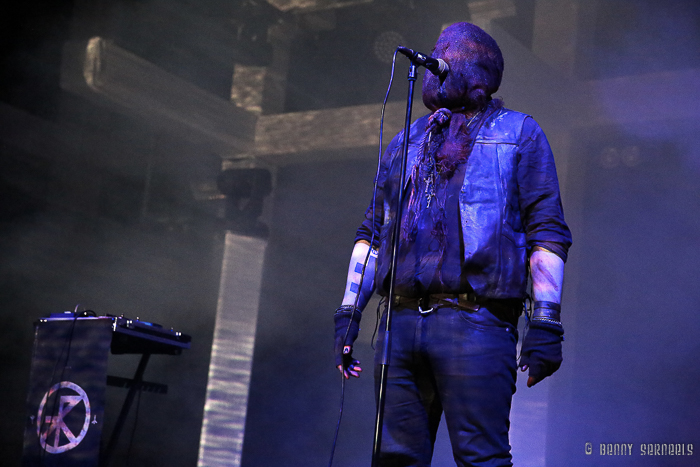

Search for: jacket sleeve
xmin=517 ymin=117 xmax=572 ymax=262
xmin=354 ymin=130 xmax=403 ymax=248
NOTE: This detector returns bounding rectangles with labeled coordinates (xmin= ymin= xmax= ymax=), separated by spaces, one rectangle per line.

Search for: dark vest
xmin=376 ymin=107 xmax=529 ymax=299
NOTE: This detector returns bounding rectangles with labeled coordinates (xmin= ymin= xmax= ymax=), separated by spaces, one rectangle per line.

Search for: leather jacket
xmin=358 ymin=104 xmax=572 ymax=300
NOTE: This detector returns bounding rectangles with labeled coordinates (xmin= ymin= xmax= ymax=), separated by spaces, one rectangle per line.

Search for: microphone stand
xmin=371 ymin=61 xmax=417 ymax=467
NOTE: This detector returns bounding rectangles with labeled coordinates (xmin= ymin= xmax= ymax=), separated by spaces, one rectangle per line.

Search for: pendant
xmin=424 ymin=174 xmax=435 ymax=208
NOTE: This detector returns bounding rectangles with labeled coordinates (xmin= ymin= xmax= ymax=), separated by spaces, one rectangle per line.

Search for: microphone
xmin=397 ymin=46 xmax=449 ymax=77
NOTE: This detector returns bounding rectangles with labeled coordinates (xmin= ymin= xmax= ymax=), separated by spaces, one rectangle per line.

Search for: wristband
xmin=335 ymin=305 xmax=360 ymax=315
xmin=532 ymin=301 xmax=561 ymax=326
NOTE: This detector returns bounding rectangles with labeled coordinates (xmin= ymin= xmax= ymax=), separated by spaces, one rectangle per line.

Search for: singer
xmin=333 ymin=22 xmax=572 ymax=466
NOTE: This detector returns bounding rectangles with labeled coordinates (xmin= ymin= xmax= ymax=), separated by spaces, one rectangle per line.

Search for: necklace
xmin=423 ymin=109 xmax=482 ymax=208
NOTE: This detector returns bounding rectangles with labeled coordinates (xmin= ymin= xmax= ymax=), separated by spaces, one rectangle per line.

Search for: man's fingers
xmin=520 ymin=364 xmax=539 ymax=386
xmin=337 ymin=363 xmax=363 ymax=379
xmin=346 ymin=359 xmax=362 ymax=375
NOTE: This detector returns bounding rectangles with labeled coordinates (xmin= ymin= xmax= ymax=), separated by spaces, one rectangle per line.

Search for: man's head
xmin=422 ymin=22 xmax=504 ymax=112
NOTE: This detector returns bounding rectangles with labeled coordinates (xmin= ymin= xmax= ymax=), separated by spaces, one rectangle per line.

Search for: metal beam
xmin=251 ymin=101 xmax=418 ymax=165
xmin=266 ymin=0 xmax=372 ymax=12
xmin=60 ymin=37 xmax=257 ymax=156
xmin=198 ymin=233 xmax=268 ymax=467
xmin=56 ymin=33 xmax=700 ymax=166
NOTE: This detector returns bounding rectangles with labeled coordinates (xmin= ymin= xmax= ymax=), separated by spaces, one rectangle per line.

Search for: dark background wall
xmin=242 ymin=154 xmax=379 ymax=466
xmin=1 ymin=1 xmax=699 ymax=466
xmin=0 ymin=1 xmax=227 ymax=465
xmin=546 ymin=120 xmax=700 ymax=466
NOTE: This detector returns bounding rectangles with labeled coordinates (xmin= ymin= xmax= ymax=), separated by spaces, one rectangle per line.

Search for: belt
xmin=392 ymin=293 xmax=481 ymax=313
xmin=390 ymin=293 xmax=523 ymax=326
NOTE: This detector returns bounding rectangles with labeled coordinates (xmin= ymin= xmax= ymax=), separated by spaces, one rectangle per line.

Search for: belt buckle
xmin=418 ymin=297 xmax=434 ymax=315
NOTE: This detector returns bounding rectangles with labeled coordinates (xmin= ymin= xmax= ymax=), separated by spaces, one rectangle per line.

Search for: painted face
xmin=422 ymin=22 xmax=504 ymax=112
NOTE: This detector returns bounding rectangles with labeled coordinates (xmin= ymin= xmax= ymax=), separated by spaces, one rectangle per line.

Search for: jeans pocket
xmin=458 ymin=308 xmax=517 ymax=337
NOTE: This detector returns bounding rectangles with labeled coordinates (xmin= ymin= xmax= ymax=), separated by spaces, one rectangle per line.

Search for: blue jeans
xmin=374 ymin=303 xmax=519 ymax=467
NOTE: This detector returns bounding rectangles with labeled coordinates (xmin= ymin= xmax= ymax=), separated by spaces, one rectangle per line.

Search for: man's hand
xmin=333 ymin=241 xmax=375 ymax=379
xmin=334 ymin=307 xmax=362 ymax=377
xmin=519 ymin=320 xmax=564 ymax=387
xmin=519 ymin=365 xmax=543 ymax=388
xmin=525 ymin=248 xmax=566 ymax=387
xmin=337 ymin=345 xmax=363 ymax=379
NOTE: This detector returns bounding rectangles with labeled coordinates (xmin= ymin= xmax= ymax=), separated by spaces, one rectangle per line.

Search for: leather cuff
xmin=532 ymin=301 xmax=561 ymax=325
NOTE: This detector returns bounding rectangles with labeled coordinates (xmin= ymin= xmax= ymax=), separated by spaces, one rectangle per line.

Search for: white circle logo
xmin=36 ymin=381 xmax=91 ymax=454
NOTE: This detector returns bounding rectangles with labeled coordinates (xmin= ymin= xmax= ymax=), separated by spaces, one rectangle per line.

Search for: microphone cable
xmin=327 ymin=48 xmax=400 ymax=467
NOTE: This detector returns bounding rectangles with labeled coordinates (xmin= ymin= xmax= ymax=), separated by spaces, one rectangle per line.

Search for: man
xmin=333 ymin=22 xmax=572 ymax=466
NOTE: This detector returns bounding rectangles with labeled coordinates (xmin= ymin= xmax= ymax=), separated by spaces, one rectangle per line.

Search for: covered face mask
xmin=422 ymin=22 xmax=504 ymax=112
